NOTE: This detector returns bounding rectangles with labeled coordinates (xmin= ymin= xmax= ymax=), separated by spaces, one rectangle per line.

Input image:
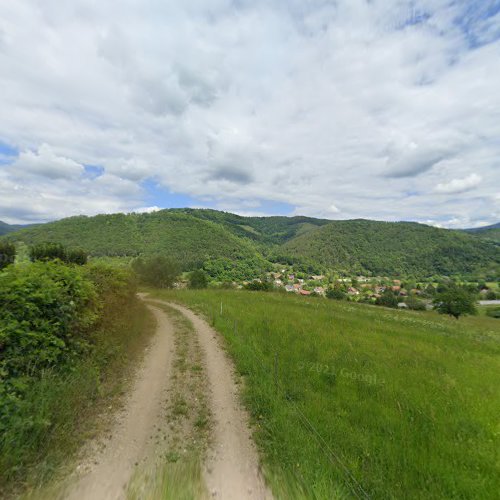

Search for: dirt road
xmin=63 ymin=297 xmax=271 ymax=500
xmin=65 ymin=305 xmax=175 ymax=500
xmin=153 ymin=300 xmax=272 ymax=500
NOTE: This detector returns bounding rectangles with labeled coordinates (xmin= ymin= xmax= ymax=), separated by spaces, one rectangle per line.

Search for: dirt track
xmin=65 ymin=305 xmax=175 ymax=500
xmin=64 ymin=297 xmax=271 ymax=500
xmin=158 ymin=300 xmax=272 ymax=500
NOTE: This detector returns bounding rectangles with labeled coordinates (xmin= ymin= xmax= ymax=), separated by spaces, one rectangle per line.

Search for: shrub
xmin=65 ymin=248 xmax=89 ymax=265
xmin=405 ymin=295 xmax=427 ymax=311
xmin=0 ymin=262 xmax=98 ymax=384
xmin=29 ymin=242 xmax=88 ymax=265
xmin=376 ymin=290 xmax=399 ymax=308
xmin=326 ymin=286 xmax=346 ymax=300
xmin=132 ymin=255 xmax=181 ymax=288
xmin=485 ymin=308 xmax=500 ymax=319
xmin=188 ymin=269 xmax=209 ymax=289
xmin=244 ymin=280 xmax=273 ymax=291
xmin=0 ymin=242 xmax=16 ymax=270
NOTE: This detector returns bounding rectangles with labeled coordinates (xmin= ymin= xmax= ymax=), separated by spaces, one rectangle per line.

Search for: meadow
xmin=151 ymin=289 xmax=500 ymax=500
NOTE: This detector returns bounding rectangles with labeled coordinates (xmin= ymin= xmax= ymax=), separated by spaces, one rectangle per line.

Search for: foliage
xmin=0 ymin=261 xmax=151 ymax=491
xmin=132 ymin=255 xmax=181 ymax=288
xmin=244 ymin=279 xmax=273 ymax=291
xmin=0 ymin=242 xmax=16 ymax=271
xmin=188 ymin=269 xmax=209 ymax=289
xmin=153 ymin=289 xmax=500 ymax=499
xmin=375 ymin=289 xmax=399 ymax=308
xmin=434 ymin=285 xmax=478 ymax=319
xmin=0 ymin=262 xmax=98 ymax=385
xmin=29 ymin=242 xmax=88 ymax=265
xmin=283 ymin=219 xmax=500 ymax=277
xmin=5 ymin=211 xmax=261 ymax=271
xmin=485 ymin=307 xmax=500 ymax=319
xmin=202 ymin=256 xmax=269 ymax=282
xmin=485 ymin=289 xmax=498 ymax=300
xmin=405 ymin=295 xmax=427 ymax=311
xmin=3 ymin=210 xmax=499 ymax=279
xmin=325 ymin=285 xmax=346 ymax=300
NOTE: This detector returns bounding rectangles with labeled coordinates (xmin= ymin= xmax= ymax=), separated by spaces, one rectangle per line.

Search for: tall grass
xmin=152 ymin=289 xmax=500 ymax=500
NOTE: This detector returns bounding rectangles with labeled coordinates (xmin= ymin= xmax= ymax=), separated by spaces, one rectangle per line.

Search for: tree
xmin=405 ymin=295 xmax=427 ymax=311
xmin=188 ymin=269 xmax=209 ymax=289
xmin=0 ymin=242 xmax=16 ymax=270
xmin=29 ymin=242 xmax=66 ymax=262
xmin=132 ymin=255 xmax=180 ymax=288
xmin=326 ymin=285 xmax=346 ymax=300
xmin=433 ymin=285 xmax=477 ymax=320
xmin=29 ymin=242 xmax=88 ymax=265
xmin=376 ymin=289 xmax=399 ymax=309
xmin=65 ymin=248 xmax=89 ymax=265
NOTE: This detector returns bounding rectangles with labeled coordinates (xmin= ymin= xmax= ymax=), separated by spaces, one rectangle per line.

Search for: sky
xmin=0 ymin=0 xmax=499 ymax=227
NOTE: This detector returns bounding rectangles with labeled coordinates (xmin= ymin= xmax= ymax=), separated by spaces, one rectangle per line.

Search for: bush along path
xmin=58 ymin=296 xmax=271 ymax=500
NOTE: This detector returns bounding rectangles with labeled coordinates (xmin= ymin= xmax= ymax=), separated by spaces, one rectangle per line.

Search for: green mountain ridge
xmin=463 ymin=223 xmax=500 ymax=243
xmin=0 ymin=220 xmax=33 ymax=236
xmin=2 ymin=209 xmax=499 ymax=278
xmin=283 ymin=219 xmax=500 ymax=276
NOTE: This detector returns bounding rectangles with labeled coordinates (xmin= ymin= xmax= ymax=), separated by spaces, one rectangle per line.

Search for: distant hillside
xmin=282 ymin=219 xmax=500 ymax=276
xmin=170 ymin=208 xmax=331 ymax=244
xmin=463 ymin=223 xmax=500 ymax=243
xmin=0 ymin=220 xmax=33 ymax=236
xmin=3 ymin=210 xmax=499 ymax=277
xmin=2 ymin=211 xmax=264 ymax=270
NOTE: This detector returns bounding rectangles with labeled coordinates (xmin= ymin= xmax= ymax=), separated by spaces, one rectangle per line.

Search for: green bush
xmin=0 ymin=260 xmax=143 ymax=489
xmin=29 ymin=242 xmax=88 ymax=265
xmin=0 ymin=243 xmax=16 ymax=271
xmin=188 ymin=269 xmax=209 ymax=289
xmin=0 ymin=262 xmax=98 ymax=384
xmin=486 ymin=308 xmax=500 ymax=319
xmin=375 ymin=290 xmax=399 ymax=308
xmin=244 ymin=279 xmax=273 ymax=291
xmin=326 ymin=286 xmax=347 ymax=300
xmin=132 ymin=255 xmax=181 ymax=288
xmin=405 ymin=295 xmax=427 ymax=311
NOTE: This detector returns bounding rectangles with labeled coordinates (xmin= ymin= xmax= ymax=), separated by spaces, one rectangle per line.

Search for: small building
xmin=347 ymin=287 xmax=360 ymax=296
xmin=300 ymin=290 xmax=312 ymax=296
xmin=285 ymin=285 xmax=295 ymax=293
xmin=398 ymin=302 xmax=408 ymax=309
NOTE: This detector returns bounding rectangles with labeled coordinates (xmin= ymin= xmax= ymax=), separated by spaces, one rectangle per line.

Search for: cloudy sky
xmin=0 ymin=0 xmax=499 ymax=227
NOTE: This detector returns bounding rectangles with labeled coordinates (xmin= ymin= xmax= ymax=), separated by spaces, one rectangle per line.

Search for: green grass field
xmin=150 ymin=289 xmax=500 ymax=500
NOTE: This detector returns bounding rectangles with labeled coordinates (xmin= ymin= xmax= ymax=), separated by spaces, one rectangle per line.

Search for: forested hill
xmin=2 ymin=211 xmax=264 ymax=270
xmin=168 ymin=208 xmax=332 ymax=244
xmin=0 ymin=220 xmax=33 ymax=236
xmin=463 ymin=223 xmax=500 ymax=243
xmin=2 ymin=210 xmax=499 ymax=277
xmin=282 ymin=219 xmax=500 ymax=276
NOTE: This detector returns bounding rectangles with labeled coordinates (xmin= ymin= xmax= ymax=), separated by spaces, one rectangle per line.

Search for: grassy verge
xmin=127 ymin=303 xmax=210 ymax=500
xmin=1 ymin=287 xmax=155 ymax=497
xmin=149 ymin=289 xmax=500 ymax=500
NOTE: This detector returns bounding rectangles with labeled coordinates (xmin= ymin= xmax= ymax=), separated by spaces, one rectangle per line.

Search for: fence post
xmin=274 ymin=352 xmax=279 ymax=393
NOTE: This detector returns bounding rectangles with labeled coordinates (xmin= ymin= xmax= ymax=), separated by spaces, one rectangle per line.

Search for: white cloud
xmin=0 ymin=1 xmax=499 ymax=226
xmin=13 ymin=144 xmax=84 ymax=180
xmin=435 ymin=174 xmax=482 ymax=194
